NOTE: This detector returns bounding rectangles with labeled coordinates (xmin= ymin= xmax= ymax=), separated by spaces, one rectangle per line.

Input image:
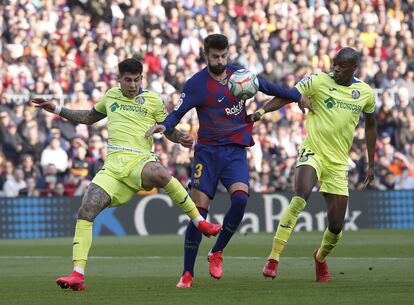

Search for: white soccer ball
xmin=228 ymin=68 xmax=259 ymax=100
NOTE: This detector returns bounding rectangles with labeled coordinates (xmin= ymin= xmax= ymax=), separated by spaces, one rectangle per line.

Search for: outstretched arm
xmin=362 ymin=112 xmax=377 ymax=189
xmin=247 ymin=95 xmax=313 ymax=122
xmin=32 ymin=98 xmax=106 ymax=125
xmin=247 ymin=98 xmax=291 ymax=122
xmin=59 ymin=108 xmax=106 ymax=125
xmin=258 ymin=78 xmax=302 ymax=102
xmin=162 ymin=79 xmax=202 ymax=133
xmin=145 ymin=124 xmax=194 ymax=148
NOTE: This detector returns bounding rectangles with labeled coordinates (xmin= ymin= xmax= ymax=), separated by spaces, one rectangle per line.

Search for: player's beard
xmin=208 ymin=63 xmax=226 ymax=75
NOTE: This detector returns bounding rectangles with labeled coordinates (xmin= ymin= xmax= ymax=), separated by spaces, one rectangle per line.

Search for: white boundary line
xmin=0 ymin=256 xmax=413 ymax=261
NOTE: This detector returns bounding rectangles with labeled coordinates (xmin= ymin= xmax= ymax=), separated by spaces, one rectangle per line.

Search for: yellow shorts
xmin=296 ymin=146 xmax=349 ymax=196
xmin=92 ymin=152 xmax=158 ymax=207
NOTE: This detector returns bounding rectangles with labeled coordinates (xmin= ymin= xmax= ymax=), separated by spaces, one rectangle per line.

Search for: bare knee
xmin=78 ymin=204 xmax=97 ymax=222
xmin=143 ymin=163 xmax=172 ymax=188
xmin=156 ymin=169 xmax=171 ymax=187
xmin=328 ymin=222 xmax=344 ymax=234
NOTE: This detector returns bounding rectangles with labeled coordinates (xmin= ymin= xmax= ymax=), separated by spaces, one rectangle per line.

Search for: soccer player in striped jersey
xmin=32 ymin=58 xmax=221 ymax=291
xmin=253 ymin=47 xmax=377 ymax=282
xmin=145 ymin=34 xmax=311 ymax=288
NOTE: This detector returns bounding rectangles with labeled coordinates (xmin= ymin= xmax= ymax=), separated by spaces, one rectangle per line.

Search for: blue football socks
xmin=183 ymin=207 xmax=208 ymax=276
xmin=211 ymin=191 xmax=248 ymax=253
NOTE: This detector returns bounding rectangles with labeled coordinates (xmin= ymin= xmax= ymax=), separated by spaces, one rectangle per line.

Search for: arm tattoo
xmin=60 ymin=108 xmax=106 ymax=125
xmin=165 ymin=129 xmax=184 ymax=143
xmin=78 ymin=183 xmax=111 ymax=222
xmin=264 ymin=98 xmax=290 ymax=113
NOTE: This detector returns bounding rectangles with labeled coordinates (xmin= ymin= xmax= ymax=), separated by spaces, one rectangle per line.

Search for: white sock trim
xmin=74 ymin=266 xmax=85 ymax=275
xmin=192 ymin=216 xmax=204 ymax=228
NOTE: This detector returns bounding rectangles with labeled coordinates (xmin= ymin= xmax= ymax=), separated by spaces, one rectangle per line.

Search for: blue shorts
xmin=190 ymin=143 xmax=249 ymax=199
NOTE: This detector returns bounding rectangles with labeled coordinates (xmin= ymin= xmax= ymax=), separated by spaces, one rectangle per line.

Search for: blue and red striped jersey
xmin=162 ymin=65 xmax=301 ymax=147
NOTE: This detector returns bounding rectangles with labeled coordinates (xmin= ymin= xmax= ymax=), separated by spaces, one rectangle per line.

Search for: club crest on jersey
xmin=135 ymin=96 xmax=145 ymax=105
xmin=351 ymin=90 xmax=360 ymax=99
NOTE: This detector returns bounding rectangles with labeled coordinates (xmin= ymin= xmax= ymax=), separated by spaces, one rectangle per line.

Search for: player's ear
xmin=117 ymin=74 xmax=122 ymax=82
xmin=202 ymin=48 xmax=208 ymax=59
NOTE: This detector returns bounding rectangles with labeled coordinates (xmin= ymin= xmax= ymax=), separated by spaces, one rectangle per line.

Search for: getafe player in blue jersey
xmin=146 ymin=34 xmax=312 ymax=288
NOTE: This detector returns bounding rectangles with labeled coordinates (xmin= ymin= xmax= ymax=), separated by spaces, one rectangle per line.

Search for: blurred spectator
xmin=70 ymin=145 xmax=92 ymax=179
xmin=36 ymin=163 xmax=63 ymax=197
xmin=1 ymin=121 xmax=23 ymax=164
xmin=24 ymin=177 xmax=41 ymax=197
xmin=3 ymin=168 xmax=27 ymax=197
xmin=394 ymin=167 xmax=414 ymax=190
xmin=40 ymin=138 xmax=69 ymax=173
xmin=20 ymin=154 xmax=41 ymax=180
xmin=0 ymin=154 xmax=8 ymax=194
xmin=21 ymin=127 xmax=45 ymax=162
xmin=54 ymin=182 xmax=66 ymax=196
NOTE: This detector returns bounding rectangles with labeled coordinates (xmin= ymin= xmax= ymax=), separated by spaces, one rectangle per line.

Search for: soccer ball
xmin=228 ymin=68 xmax=259 ymax=100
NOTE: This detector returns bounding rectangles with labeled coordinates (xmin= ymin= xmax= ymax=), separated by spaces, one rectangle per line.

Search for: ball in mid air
xmin=228 ymin=68 xmax=259 ymax=100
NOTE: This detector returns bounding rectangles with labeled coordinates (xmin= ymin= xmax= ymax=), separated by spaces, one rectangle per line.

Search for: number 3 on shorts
xmin=194 ymin=163 xmax=203 ymax=178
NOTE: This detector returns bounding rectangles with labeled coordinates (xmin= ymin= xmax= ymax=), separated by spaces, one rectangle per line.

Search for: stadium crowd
xmin=1 ymin=0 xmax=413 ymax=197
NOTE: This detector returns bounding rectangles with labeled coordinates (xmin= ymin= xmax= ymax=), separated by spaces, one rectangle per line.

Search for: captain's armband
xmin=256 ymin=108 xmax=266 ymax=118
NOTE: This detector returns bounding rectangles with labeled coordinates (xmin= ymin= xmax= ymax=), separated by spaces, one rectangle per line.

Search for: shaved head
xmin=332 ymin=47 xmax=360 ymax=86
xmin=335 ymin=47 xmax=360 ymax=66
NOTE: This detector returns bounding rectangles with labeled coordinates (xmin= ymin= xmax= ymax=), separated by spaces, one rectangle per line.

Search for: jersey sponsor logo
xmin=217 ymin=97 xmax=225 ymax=103
xmin=324 ymin=97 xmax=336 ymax=109
xmin=328 ymin=88 xmax=337 ymax=91
xmin=335 ymin=101 xmax=362 ymax=113
xmin=352 ymin=90 xmax=360 ymax=99
xmin=110 ymin=102 xmax=120 ymax=112
xmin=324 ymin=97 xmax=362 ymax=113
xmin=225 ymin=100 xmax=245 ymax=116
xmin=119 ymin=104 xmax=148 ymax=115
xmin=110 ymin=101 xmax=148 ymax=115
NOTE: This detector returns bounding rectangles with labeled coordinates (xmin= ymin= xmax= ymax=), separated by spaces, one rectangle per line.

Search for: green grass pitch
xmin=0 ymin=230 xmax=413 ymax=305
